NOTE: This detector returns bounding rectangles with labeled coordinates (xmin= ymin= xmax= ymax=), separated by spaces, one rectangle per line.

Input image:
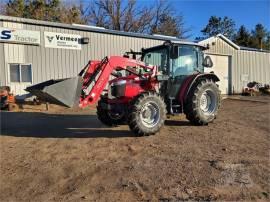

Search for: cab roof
xmin=143 ymin=40 xmax=208 ymax=52
xmin=169 ymin=40 xmax=208 ymax=49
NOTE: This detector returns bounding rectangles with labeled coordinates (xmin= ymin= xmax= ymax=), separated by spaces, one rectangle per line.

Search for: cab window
xmin=143 ymin=48 xmax=168 ymax=73
xmin=172 ymin=45 xmax=203 ymax=77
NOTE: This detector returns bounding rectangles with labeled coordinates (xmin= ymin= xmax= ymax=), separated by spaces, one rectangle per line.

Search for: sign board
xmin=0 ymin=27 xmax=40 ymax=45
xmin=44 ymin=31 xmax=82 ymax=50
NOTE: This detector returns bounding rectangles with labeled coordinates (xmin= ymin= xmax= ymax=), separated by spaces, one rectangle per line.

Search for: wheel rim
xmin=199 ymin=90 xmax=217 ymax=115
xmin=140 ymin=101 xmax=160 ymax=128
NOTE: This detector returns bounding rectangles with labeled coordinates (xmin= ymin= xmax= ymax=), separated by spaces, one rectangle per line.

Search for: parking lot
xmin=0 ymin=98 xmax=269 ymax=201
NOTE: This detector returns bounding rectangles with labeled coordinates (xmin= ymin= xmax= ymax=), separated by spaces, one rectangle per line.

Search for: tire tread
xmin=184 ymin=79 xmax=221 ymax=125
xmin=128 ymin=92 xmax=167 ymax=136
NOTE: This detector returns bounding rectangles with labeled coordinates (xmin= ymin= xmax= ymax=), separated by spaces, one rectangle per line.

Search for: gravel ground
xmin=0 ymin=98 xmax=269 ymax=201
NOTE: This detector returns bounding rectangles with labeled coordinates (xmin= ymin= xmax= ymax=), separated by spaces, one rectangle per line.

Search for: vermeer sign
xmin=0 ymin=27 xmax=40 ymax=45
xmin=44 ymin=31 xmax=82 ymax=50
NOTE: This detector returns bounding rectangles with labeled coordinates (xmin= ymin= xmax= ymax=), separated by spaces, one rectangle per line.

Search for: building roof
xmin=239 ymin=46 xmax=270 ymax=52
xmin=0 ymin=15 xmax=183 ymax=42
xmin=199 ymin=34 xmax=240 ymax=50
xmin=199 ymin=34 xmax=270 ymax=53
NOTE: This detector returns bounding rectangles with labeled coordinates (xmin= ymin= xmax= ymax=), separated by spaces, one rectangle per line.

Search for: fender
xmin=178 ymin=73 xmax=220 ymax=108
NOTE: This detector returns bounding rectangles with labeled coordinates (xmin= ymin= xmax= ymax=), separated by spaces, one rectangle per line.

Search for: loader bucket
xmin=26 ymin=76 xmax=83 ymax=108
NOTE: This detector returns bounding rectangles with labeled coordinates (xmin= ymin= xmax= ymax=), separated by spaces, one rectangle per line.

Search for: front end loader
xmin=26 ymin=40 xmax=221 ymax=136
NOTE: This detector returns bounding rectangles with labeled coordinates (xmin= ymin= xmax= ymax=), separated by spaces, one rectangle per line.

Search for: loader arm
xmin=79 ymin=56 xmax=155 ymax=107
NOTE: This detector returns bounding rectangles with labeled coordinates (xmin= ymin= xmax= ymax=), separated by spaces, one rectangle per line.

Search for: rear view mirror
xmin=170 ymin=45 xmax=178 ymax=59
xmin=203 ymin=56 xmax=213 ymax=67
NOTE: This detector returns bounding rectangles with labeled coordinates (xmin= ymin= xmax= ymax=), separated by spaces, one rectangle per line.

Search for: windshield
xmin=142 ymin=47 xmax=168 ymax=73
xmin=173 ymin=45 xmax=204 ymax=77
xmin=141 ymin=45 xmax=204 ymax=77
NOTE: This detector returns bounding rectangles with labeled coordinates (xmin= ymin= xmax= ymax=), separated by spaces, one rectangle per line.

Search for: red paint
xmin=79 ymin=56 xmax=158 ymax=108
xmin=178 ymin=74 xmax=199 ymax=106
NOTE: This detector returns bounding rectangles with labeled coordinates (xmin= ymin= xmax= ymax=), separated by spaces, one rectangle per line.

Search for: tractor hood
xmin=109 ymin=75 xmax=140 ymax=86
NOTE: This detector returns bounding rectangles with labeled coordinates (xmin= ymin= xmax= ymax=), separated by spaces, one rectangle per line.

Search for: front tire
xmin=184 ymin=79 xmax=221 ymax=125
xmin=97 ymin=95 xmax=125 ymax=126
xmin=128 ymin=92 xmax=167 ymax=136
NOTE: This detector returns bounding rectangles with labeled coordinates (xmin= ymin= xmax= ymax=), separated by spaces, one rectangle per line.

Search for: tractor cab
xmin=142 ymin=40 xmax=211 ymax=73
xmin=141 ymin=41 xmax=213 ymax=99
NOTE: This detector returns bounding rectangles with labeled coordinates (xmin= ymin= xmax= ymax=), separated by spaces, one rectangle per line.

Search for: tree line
xmin=1 ymin=0 xmax=269 ymax=50
xmin=0 ymin=0 xmax=190 ymax=38
xmin=199 ymin=16 xmax=270 ymax=50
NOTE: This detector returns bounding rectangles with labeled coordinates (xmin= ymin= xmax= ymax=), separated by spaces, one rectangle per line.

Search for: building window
xmin=10 ymin=64 xmax=20 ymax=82
xmin=9 ymin=64 xmax=32 ymax=83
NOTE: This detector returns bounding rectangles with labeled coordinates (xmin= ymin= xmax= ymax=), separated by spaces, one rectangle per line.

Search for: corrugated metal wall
xmin=2 ymin=21 xmax=28 ymax=94
xmin=200 ymin=37 xmax=270 ymax=93
xmin=0 ymin=20 xmax=164 ymax=95
xmin=30 ymin=25 xmax=163 ymax=82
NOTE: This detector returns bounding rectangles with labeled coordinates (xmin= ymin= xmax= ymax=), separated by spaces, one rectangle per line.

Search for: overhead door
xmin=204 ymin=55 xmax=230 ymax=94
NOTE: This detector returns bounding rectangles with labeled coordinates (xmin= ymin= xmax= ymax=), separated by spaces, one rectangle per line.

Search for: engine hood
xmin=109 ymin=75 xmax=139 ymax=85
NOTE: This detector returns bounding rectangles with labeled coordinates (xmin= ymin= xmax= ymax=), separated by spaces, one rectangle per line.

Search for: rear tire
xmin=97 ymin=95 xmax=125 ymax=126
xmin=184 ymin=79 xmax=221 ymax=125
xmin=128 ymin=92 xmax=166 ymax=136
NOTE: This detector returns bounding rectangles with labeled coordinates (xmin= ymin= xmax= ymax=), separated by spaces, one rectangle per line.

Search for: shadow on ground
xmin=0 ymin=111 xmax=133 ymax=138
xmin=1 ymin=111 xmax=192 ymax=138
xmin=164 ymin=119 xmax=192 ymax=126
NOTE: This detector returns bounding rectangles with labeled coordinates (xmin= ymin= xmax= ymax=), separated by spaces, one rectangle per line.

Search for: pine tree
xmin=4 ymin=0 xmax=86 ymax=24
xmin=233 ymin=25 xmax=251 ymax=47
xmin=151 ymin=14 xmax=181 ymax=37
xmin=5 ymin=0 xmax=25 ymax=17
xmin=250 ymin=24 xmax=268 ymax=49
xmin=201 ymin=16 xmax=236 ymax=39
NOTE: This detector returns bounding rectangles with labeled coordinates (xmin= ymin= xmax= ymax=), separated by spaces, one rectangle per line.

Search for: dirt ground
xmin=0 ymin=98 xmax=269 ymax=201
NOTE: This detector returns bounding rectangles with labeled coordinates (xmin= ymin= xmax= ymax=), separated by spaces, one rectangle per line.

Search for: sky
xmin=3 ymin=0 xmax=270 ymax=40
xmin=167 ymin=0 xmax=270 ymax=39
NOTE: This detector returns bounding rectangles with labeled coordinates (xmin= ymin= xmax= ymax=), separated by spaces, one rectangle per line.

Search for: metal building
xmin=0 ymin=15 xmax=175 ymax=97
xmin=1 ymin=16 xmax=269 ymax=97
xmin=199 ymin=34 xmax=270 ymax=94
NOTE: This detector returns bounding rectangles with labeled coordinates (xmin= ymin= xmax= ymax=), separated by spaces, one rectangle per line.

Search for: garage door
xmin=204 ymin=55 xmax=229 ymax=94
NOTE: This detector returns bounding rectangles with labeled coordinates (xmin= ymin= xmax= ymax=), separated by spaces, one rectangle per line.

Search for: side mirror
xmin=203 ymin=56 xmax=213 ymax=67
xmin=170 ymin=45 xmax=178 ymax=59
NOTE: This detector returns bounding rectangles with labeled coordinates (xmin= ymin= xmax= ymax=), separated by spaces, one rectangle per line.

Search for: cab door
xmin=168 ymin=45 xmax=203 ymax=98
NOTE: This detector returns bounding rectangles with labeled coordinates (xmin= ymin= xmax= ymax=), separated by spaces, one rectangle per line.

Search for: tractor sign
xmin=0 ymin=27 xmax=40 ymax=45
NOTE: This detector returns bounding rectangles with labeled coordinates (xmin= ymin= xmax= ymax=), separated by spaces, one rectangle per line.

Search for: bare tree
xmin=85 ymin=0 xmax=190 ymax=38
xmin=86 ymin=0 xmax=153 ymax=32
xmin=150 ymin=0 xmax=190 ymax=38
xmin=2 ymin=0 xmax=190 ymax=38
xmin=150 ymin=0 xmax=170 ymax=34
xmin=58 ymin=6 xmax=83 ymax=24
xmin=85 ymin=1 xmax=107 ymax=27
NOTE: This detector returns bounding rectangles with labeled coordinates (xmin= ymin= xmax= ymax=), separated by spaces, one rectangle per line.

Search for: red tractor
xmin=26 ymin=40 xmax=221 ymax=136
